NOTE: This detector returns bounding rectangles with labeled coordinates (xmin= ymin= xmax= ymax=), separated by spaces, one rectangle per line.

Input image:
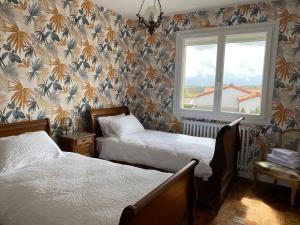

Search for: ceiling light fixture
xmin=136 ymin=0 xmax=164 ymax=35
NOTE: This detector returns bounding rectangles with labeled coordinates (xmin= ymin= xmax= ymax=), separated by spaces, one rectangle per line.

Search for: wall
xmin=0 ymin=0 xmax=299 ymax=141
xmin=219 ymin=88 xmax=246 ymax=111
xmin=193 ymin=94 xmax=214 ymax=109
xmin=239 ymin=97 xmax=261 ymax=114
xmin=0 ymin=0 xmax=138 ymax=134
xmin=132 ymin=0 xmax=300 ymax=140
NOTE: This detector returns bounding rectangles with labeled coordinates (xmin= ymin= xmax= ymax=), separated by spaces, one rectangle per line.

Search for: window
xmin=174 ymin=22 xmax=278 ymax=124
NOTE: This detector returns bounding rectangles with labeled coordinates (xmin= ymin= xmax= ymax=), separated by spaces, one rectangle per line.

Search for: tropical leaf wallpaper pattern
xmin=130 ymin=0 xmax=300 ymax=137
xmin=0 ymin=0 xmax=138 ymax=134
xmin=0 ymin=0 xmax=299 ymax=140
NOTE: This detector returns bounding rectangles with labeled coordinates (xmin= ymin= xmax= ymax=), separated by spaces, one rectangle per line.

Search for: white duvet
xmin=98 ymin=130 xmax=216 ymax=179
xmin=0 ymin=153 xmax=171 ymax=225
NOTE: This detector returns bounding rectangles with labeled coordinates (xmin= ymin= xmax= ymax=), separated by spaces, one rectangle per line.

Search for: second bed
xmin=88 ymin=106 xmax=243 ymax=209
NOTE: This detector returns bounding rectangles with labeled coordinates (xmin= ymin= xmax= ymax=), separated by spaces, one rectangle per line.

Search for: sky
xmin=184 ymin=41 xmax=266 ymax=87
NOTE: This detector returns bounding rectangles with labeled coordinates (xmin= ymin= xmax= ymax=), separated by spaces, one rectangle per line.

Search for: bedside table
xmin=57 ymin=132 xmax=95 ymax=157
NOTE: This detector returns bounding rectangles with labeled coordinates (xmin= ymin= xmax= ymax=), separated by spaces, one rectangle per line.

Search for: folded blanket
xmin=271 ymin=148 xmax=300 ymax=157
xmin=267 ymin=154 xmax=300 ymax=170
xmin=272 ymin=152 xmax=300 ymax=163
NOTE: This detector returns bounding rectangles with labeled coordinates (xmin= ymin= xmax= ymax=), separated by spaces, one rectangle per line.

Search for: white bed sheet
xmin=0 ymin=153 xmax=171 ymax=225
xmin=97 ymin=130 xmax=216 ymax=179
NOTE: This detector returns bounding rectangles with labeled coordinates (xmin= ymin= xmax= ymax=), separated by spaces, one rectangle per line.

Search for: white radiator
xmin=182 ymin=119 xmax=253 ymax=172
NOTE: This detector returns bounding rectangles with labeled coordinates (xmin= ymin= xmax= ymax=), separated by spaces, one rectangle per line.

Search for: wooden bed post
xmin=45 ymin=118 xmax=52 ymax=136
xmin=119 ymin=159 xmax=199 ymax=225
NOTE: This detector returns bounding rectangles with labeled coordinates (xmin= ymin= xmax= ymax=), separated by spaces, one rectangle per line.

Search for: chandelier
xmin=136 ymin=0 xmax=164 ymax=35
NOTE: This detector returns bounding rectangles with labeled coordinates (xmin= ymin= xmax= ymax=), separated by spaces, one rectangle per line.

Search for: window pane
xmin=182 ymin=37 xmax=218 ymax=111
xmin=221 ymin=33 xmax=266 ymax=115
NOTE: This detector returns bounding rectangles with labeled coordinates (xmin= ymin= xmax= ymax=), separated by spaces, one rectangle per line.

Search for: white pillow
xmin=109 ymin=115 xmax=144 ymax=137
xmin=0 ymin=131 xmax=64 ymax=174
xmin=97 ymin=114 xmax=125 ymax=137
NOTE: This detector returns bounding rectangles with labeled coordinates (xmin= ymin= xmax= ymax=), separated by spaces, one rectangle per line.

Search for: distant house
xmin=185 ymin=84 xmax=261 ymax=114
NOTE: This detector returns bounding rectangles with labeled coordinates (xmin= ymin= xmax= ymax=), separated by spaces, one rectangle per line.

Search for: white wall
xmin=190 ymin=88 xmax=247 ymax=111
xmin=220 ymin=88 xmax=248 ymax=111
xmin=192 ymin=93 xmax=214 ymax=109
xmin=239 ymin=97 xmax=261 ymax=114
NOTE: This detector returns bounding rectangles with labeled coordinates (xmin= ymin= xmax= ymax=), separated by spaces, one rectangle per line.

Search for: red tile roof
xmin=238 ymin=92 xmax=261 ymax=102
xmin=193 ymin=84 xmax=260 ymax=101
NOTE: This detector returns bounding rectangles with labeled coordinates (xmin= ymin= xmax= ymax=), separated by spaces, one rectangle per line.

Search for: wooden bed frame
xmin=89 ymin=106 xmax=244 ymax=210
xmin=0 ymin=119 xmax=198 ymax=225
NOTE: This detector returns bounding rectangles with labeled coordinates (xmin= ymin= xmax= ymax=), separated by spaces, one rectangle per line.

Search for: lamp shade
xmin=136 ymin=0 xmax=163 ymax=35
xmin=144 ymin=6 xmax=160 ymax=23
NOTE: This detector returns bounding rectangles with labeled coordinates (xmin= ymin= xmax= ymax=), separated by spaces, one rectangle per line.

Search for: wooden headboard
xmin=0 ymin=119 xmax=51 ymax=138
xmin=89 ymin=106 xmax=130 ymax=137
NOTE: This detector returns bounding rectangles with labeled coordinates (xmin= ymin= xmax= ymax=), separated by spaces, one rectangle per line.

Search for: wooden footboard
xmin=197 ymin=117 xmax=244 ymax=210
xmin=119 ymin=159 xmax=199 ymax=225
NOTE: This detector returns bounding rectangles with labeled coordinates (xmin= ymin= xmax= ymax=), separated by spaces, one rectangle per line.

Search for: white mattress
xmin=97 ymin=130 xmax=216 ymax=179
xmin=0 ymin=153 xmax=171 ymax=225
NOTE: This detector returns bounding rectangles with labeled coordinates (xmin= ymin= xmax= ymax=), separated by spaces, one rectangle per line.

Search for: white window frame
xmin=174 ymin=22 xmax=279 ymax=124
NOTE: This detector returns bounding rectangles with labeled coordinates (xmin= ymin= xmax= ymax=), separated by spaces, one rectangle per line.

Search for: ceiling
xmin=92 ymin=0 xmax=265 ymax=19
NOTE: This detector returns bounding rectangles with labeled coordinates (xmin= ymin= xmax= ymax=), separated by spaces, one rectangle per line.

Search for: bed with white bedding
xmin=89 ymin=107 xmax=244 ymax=210
xmin=0 ymin=119 xmax=199 ymax=225
xmin=96 ymin=130 xmax=216 ymax=179
xmin=0 ymin=153 xmax=171 ymax=225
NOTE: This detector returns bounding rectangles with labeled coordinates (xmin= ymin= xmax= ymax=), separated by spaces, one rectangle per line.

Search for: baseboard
xmin=238 ymin=170 xmax=290 ymax=187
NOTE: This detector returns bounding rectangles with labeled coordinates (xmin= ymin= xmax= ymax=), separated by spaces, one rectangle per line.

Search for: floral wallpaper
xmin=0 ymin=0 xmax=139 ymax=134
xmin=0 ymin=0 xmax=299 ymax=142
xmin=131 ymin=0 xmax=300 ymax=141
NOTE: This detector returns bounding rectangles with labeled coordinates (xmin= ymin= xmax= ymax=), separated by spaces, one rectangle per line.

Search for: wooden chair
xmin=253 ymin=129 xmax=300 ymax=206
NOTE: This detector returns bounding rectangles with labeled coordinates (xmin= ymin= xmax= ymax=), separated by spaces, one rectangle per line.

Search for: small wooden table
xmin=57 ymin=132 xmax=95 ymax=157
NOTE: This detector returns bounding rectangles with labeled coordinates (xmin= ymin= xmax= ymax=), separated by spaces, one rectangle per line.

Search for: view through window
xmin=183 ymin=33 xmax=267 ymax=116
xmin=221 ymin=33 xmax=266 ymax=115
xmin=183 ymin=37 xmax=217 ymax=111
xmin=175 ymin=23 xmax=278 ymax=123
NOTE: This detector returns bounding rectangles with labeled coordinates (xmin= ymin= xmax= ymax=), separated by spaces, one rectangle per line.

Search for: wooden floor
xmin=195 ymin=178 xmax=300 ymax=225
